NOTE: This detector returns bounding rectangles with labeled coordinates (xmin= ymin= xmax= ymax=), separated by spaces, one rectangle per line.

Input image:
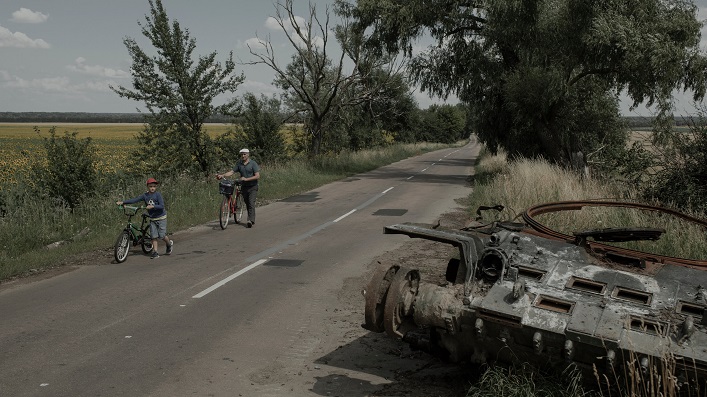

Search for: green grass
xmin=0 ymin=141 xmax=456 ymax=281
xmin=467 ymin=150 xmax=707 ymax=261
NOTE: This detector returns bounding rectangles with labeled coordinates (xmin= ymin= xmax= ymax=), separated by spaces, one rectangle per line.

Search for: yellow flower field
xmin=0 ymin=123 xmax=233 ymax=189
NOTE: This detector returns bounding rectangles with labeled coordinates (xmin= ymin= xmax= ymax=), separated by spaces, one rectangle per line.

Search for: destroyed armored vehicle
xmin=363 ymin=200 xmax=707 ymax=391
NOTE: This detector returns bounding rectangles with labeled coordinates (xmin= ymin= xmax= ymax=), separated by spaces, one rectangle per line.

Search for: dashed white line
xmin=333 ymin=209 xmax=356 ymax=222
xmin=192 ymin=259 xmax=268 ymax=298
xmin=192 ymin=186 xmax=396 ymax=298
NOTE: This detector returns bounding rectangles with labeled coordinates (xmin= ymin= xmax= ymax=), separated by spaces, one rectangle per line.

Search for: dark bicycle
xmin=218 ymin=178 xmax=244 ymax=229
xmin=114 ymin=204 xmax=153 ymax=263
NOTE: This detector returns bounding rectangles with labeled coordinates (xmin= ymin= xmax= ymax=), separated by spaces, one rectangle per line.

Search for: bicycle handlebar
xmin=118 ymin=204 xmax=146 ymax=210
xmin=118 ymin=204 xmax=147 ymax=216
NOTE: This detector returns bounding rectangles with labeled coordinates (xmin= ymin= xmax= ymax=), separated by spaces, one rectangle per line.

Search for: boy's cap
xmin=146 ymin=177 xmax=159 ymax=185
xmin=239 ymin=148 xmax=249 ymax=153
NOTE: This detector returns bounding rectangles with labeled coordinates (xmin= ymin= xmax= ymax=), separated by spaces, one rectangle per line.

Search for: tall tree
xmin=111 ymin=0 xmax=244 ymax=176
xmin=339 ymin=0 xmax=707 ymax=165
xmin=247 ymin=0 xmax=407 ymax=155
xmin=240 ymin=93 xmax=287 ymax=162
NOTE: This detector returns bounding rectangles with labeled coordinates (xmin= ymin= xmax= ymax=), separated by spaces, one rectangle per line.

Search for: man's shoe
xmin=246 ymin=221 xmax=252 ymax=228
xmin=166 ymin=240 xmax=174 ymax=255
xmin=150 ymin=251 xmax=160 ymax=259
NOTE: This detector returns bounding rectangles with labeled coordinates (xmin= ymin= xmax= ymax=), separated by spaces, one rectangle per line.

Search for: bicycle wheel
xmin=141 ymin=228 xmax=153 ymax=254
xmin=219 ymin=196 xmax=230 ymax=229
xmin=114 ymin=230 xmax=131 ymax=263
xmin=234 ymin=193 xmax=245 ymax=224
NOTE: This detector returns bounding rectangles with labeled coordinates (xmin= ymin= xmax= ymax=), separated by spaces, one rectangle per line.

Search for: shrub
xmin=32 ymin=127 xmax=97 ymax=210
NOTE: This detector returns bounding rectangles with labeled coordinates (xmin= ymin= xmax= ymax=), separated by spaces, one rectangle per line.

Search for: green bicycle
xmin=114 ymin=204 xmax=153 ymax=263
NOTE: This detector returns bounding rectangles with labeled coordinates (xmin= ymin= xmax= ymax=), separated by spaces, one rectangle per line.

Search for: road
xmin=0 ymin=142 xmax=479 ymax=397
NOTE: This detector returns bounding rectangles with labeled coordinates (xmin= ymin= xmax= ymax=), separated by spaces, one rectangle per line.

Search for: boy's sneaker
xmin=166 ymin=240 xmax=174 ymax=255
xmin=246 ymin=221 xmax=252 ymax=228
xmin=150 ymin=250 xmax=160 ymax=259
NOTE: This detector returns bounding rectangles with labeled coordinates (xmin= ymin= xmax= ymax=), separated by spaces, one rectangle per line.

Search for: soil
xmin=328 ymin=203 xmax=483 ymax=397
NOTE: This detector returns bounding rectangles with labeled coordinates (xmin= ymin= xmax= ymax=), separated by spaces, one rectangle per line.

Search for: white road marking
xmin=407 ymin=176 xmax=414 ymax=180
xmin=334 ymin=209 xmax=356 ymax=223
xmin=193 ymin=259 xmax=268 ymax=298
xmin=192 ymin=186 xmax=396 ymax=298
xmin=421 ymin=168 xmax=428 ymax=172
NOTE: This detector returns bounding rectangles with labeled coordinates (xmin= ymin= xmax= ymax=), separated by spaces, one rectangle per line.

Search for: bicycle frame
xmin=218 ymin=179 xmax=244 ymax=229
xmin=114 ymin=205 xmax=153 ymax=263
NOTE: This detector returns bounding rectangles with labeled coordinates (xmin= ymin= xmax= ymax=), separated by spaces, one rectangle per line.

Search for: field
xmin=0 ymin=123 xmax=234 ymax=188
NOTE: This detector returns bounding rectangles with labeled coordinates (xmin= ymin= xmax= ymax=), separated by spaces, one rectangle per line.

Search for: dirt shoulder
xmin=326 ymin=200 xmax=481 ymax=397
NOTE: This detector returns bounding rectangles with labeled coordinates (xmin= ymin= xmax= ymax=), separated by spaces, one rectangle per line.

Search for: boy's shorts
xmin=150 ymin=218 xmax=167 ymax=239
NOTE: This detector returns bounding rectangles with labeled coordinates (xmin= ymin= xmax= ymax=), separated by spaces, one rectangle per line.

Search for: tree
xmin=247 ymin=0 xmax=407 ymax=155
xmin=110 ymin=0 xmax=244 ymax=177
xmin=339 ymin=0 xmax=707 ymax=165
xmin=643 ymin=107 xmax=707 ymax=212
xmin=240 ymin=93 xmax=287 ymax=162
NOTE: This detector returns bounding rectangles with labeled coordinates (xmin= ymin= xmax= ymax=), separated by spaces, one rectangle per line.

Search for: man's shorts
xmin=150 ymin=218 xmax=167 ymax=239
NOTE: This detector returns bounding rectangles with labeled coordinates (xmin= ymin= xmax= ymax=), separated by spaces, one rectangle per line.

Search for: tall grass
xmin=466 ymin=363 xmax=592 ymax=397
xmin=0 ymin=142 xmax=454 ymax=281
xmin=468 ymin=150 xmax=707 ymax=260
xmin=594 ymin=348 xmax=706 ymax=397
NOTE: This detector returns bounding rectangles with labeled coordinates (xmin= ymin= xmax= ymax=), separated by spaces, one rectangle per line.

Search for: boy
xmin=116 ymin=177 xmax=173 ymax=259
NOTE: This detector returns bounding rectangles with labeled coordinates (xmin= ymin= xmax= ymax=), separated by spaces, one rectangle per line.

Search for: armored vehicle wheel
xmin=363 ymin=263 xmax=400 ymax=332
xmin=383 ymin=267 xmax=420 ymax=338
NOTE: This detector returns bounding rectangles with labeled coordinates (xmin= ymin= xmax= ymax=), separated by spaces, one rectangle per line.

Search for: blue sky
xmin=1 ymin=0 xmax=706 ymax=115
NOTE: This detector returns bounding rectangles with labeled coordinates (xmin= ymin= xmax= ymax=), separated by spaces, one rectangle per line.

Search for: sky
xmin=1 ymin=0 xmax=706 ymax=116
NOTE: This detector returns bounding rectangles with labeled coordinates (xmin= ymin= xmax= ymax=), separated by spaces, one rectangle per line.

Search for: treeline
xmin=1 ymin=112 xmax=680 ymax=129
xmin=0 ymin=112 xmax=232 ymax=124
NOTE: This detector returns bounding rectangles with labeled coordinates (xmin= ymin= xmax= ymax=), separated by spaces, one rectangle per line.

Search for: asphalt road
xmin=0 ymin=142 xmax=479 ymax=397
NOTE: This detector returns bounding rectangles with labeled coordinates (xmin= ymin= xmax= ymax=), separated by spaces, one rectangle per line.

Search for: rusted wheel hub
xmin=363 ymin=263 xmax=400 ymax=332
xmin=383 ymin=267 xmax=420 ymax=338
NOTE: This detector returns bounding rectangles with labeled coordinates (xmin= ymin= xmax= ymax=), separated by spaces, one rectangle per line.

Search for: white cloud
xmin=264 ymin=16 xmax=280 ymax=31
xmin=0 ymin=69 xmax=114 ymax=95
xmin=242 ymin=37 xmax=267 ymax=50
xmin=263 ymin=15 xmax=324 ymax=49
xmin=0 ymin=24 xmax=49 ymax=48
xmin=11 ymin=8 xmax=49 ymax=24
xmin=67 ymin=57 xmax=130 ymax=78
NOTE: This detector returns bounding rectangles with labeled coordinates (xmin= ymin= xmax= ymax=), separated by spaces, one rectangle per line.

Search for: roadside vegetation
xmin=470 ymin=148 xmax=707 ymax=261
xmin=0 ymin=139 xmax=454 ymax=281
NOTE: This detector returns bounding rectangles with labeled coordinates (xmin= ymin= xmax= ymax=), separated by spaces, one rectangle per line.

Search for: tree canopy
xmin=248 ymin=0 xmax=411 ymax=155
xmin=111 ymin=0 xmax=244 ymax=176
xmin=338 ymin=0 xmax=707 ymax=164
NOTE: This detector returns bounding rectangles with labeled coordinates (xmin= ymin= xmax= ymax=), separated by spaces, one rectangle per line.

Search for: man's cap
xmin=239 ymin=148 xmax=250 ymax=153
xmin=146 ymin=177 xmax=159 ymax=185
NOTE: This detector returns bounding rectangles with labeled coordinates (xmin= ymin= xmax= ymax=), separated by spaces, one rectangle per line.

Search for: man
xmin=216 ymin=148 xmax=260 ymax=228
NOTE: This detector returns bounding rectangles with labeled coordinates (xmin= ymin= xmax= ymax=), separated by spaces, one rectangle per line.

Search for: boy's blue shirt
xmin=123 ymin=191 xmax=167 ymax=219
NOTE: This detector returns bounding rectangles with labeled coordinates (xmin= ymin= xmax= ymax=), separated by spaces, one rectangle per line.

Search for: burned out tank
xmin=363 ymin=200 xmax=707 ymax=391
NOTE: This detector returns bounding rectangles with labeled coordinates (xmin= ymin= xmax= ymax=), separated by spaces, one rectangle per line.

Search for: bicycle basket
xmin=219 ymin=179 xmax=235 ymax=195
